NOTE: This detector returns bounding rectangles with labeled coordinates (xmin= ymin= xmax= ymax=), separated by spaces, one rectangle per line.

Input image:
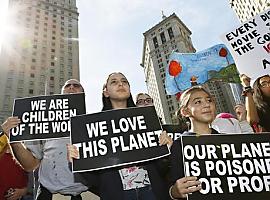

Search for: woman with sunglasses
xmin=68 ymin=72 xmax=172 ymax=200
xmin=240 ymin=74 xmax=270 ymax=132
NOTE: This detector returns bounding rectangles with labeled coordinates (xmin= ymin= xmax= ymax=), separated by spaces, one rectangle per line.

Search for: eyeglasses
xmin=64 ymin=83 xmax=81 ymax=88
xmin=260 ymin=81 xmax=270 ymax=88
xmin=136 ymin=98 xmax=153 ymax=105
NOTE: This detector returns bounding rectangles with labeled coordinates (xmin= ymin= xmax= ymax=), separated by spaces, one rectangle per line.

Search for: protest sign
xmin=71 ymin=106 xmax=170 ymax=172
xmin=162 ymin=124 xmax=183 ymax=141
xmin=221 ymin=9 xmax=270 ymax=80
xmin=10 ymin=93 xmax=85 ymax=142
xmin=165 ymin=44 xmax=238 ymax=95
xmin=180 ymin=133 xmax=270 ymax=200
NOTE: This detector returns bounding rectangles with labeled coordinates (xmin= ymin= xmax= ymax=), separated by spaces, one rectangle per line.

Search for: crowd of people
xmin=0 ymin=72 xmax=269 ymax=200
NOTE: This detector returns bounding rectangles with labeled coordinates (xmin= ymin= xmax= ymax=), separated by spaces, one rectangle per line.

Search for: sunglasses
xmin=64 ymin=83 xmax=81 ymax=88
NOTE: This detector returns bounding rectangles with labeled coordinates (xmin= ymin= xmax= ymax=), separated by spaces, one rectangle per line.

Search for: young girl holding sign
xmin=169 ymin=86 xmax=219 ymax=199
xmin=68 ymin=72 xmax=172 ymax=200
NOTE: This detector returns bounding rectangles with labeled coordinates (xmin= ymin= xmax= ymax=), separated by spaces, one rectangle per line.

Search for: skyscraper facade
xmin=141 ymin=13 xmax=195 ymax=124
xmin=229 ymin=0 xmax=270 ymax=22
xmin=0 ymin=0 xmax=79 ymax=123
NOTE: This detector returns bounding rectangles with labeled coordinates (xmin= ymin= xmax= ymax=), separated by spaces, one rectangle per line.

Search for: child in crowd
xmin=169 ymin=86 xmax=218 ymax=199
xmin=68 ymin=72 xmax=172 ymax=200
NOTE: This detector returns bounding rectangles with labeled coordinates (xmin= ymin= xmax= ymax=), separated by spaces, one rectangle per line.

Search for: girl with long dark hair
xmin=240 ymin=74 xmax=270 ymax=132
xmin=68 ymin=72 xmax=172 ymax=200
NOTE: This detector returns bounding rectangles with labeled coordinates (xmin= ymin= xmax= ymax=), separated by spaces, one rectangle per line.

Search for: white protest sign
xmin=221 ymin=9 xmax=270 ymax=80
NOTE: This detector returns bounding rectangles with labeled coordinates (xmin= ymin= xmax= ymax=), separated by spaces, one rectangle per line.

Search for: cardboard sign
xmin=221 ymin=9 xmax=270 ymax=80
xmin=71 ymin=106 xmax=170 ymax=172
xmin=10 ymin=93 xmax=85 ymax=142
xmin=165 ymin=44 xmax=238 ymax=94
xmin=162 ymin=124 xmax=183 ymax=141
xmin=180 ymin=133 xmax=270 ymax=200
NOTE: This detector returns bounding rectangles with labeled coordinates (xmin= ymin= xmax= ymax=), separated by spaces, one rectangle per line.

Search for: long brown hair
xmin=253 ymin=75 xmax=270 ymax=124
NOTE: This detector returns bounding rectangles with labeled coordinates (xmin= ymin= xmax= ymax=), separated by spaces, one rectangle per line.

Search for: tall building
xmin=0 ymin=0 xmax=79 ymax=123
xmin=203 ymin=81 xmax=244 ymax=114
xmin=141 ymin=13 xmax=196 ymax=124
xmin=229 ymin=0 xmax=270 ymax=22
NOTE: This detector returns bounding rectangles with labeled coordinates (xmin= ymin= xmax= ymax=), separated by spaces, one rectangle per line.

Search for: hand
xmin=1 ymin=117 xmax=21 ymax=136
xmin=5 ymin=188 xmax=27 ymax=200
xmin=159 ymin=131 xmax=173 ymax=148
xmin=67 ymin=144 xmax=79 ymax=162
xmin=239 ymin=74 xmax=251 ymax=87
xmin=236 ymin=110 xmax=246 ymax=122
xmin=171 ymin=176 xmax=201 ymax=199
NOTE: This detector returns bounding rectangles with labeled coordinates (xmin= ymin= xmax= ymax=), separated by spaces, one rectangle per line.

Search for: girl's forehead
xmin=189 ymin=90 xmax=209 ymax=99
xmin=108 ymin=73 xmax=126 ymax=80
xmin=65 ymin=79 xmax=80 ymax=85
xmin=260 ymin=76 xmax=270 ymax=83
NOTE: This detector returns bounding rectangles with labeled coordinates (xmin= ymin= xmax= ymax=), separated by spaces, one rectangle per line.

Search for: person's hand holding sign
xmin=1 ymin=117 xmax=21 ymax=135
xmin=67 ymin=143 xmax=79 ymax=162
xmin=239 ymin=74 xmax=251 ymax=87
xmin=169 ymin=176 xmax=201 ymax=199
xmin=159 ymin=131 xmax=173 ymax=148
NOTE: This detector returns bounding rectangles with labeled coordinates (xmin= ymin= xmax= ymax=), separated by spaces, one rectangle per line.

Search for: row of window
xmin=152 ymin=27 xmax=175 ymax=48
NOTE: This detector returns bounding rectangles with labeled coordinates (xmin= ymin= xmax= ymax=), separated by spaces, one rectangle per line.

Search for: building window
xmin=30 ymin=73 xmax=35 ymax=78
xmin=168 ymin=27 xmax=174 ymax=39
xmin=29 ymin=89 xmax=34 ymax=94
xmin=160 ymin=32 xmax=166 ymax=44
xmin=153 ymin=37 xmax=158 ymax=48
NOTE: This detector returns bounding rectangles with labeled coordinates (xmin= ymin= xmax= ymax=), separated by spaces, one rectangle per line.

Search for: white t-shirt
xmin=119 ymin=166 xmax=151 ymax=190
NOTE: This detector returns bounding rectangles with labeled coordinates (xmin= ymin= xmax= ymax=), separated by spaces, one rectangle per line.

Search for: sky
xmin=0 ymin=0 xmax=240 ymax=113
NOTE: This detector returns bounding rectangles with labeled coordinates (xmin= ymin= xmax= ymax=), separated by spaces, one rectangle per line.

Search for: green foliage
xmin=208 ymin=64 xmax=241 ymax=83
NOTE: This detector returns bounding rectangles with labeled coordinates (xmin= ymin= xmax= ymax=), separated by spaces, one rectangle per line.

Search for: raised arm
xmin=1 ymin=117 xmax=40 ymax=172
xmin=240 ymin=74 xmax=259 ymax=124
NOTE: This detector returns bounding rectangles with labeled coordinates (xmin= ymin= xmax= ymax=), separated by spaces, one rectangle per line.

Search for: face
xmin=259 ymin=76 xmax=270 ymax=98
xmin=136 ymin=94 xmax=153 ymax=107
xmin=182 ymin=90 xmax=216 ymax=124
xmin=103 ymin=73 xmax=130 ymax=101
xmin=62 ymin=79 xmax=83 ymax=94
